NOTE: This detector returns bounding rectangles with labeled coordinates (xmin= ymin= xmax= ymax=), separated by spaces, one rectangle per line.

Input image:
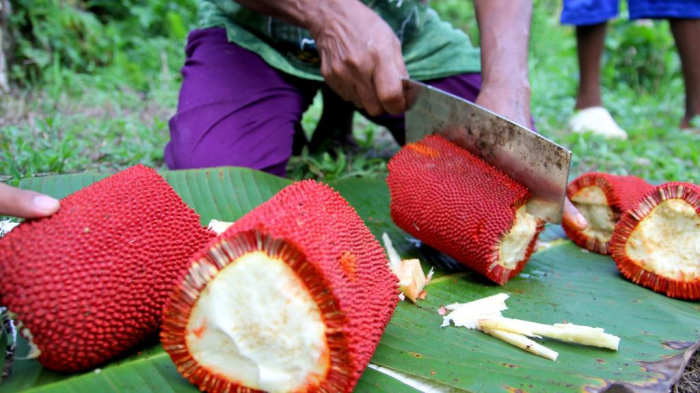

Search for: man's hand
xmin=0 ymin=183 xmax=60 ymax=219
xmin=233 ymin=0 xmax=407 ymax=116
xmin=311 ymin=2 xmax=407 ymax=116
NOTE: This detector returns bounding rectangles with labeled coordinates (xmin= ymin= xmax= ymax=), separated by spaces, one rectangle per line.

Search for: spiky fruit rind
xmin=161 ymin=180 xmax=399 ymax=393
xmin=387 ymin=135 xmax=544 ymax=285
xmin=564 ymin=172 xmax=654 ymax=254
xmin=611 ymin=182 xmax=700 ymax=300
xmin=0 ymin=165 xmax=215 ymax=372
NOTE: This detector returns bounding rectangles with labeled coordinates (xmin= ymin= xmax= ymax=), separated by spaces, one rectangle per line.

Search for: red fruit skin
xmin=386 ymin=135 xmax=543 ymax=285
xmin=161 ymin=180 xmax=399 ymax=393
xmin=563 ymin=173 xmax=654 ymax=254
xmin=0 ymin=165 xmax=214 ymax=372
xmin=611 ymin=182 xmax=700 ymax=300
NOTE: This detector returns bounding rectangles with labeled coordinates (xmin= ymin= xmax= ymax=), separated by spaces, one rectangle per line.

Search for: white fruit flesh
xmin=480 ymin=327 xmax=559 ymax=361
xmin=185 ymin=251 xmax=329 ymax=393
xmin=571 ymin=186 xmax=616 ymax=242
xmin=498 ymin=206 xmax=539 ymax=269
xmin=478 ymin=318 xmax=620 ymax=350
xmin=625 ymin=199 xmax=700 ymax=280
xmin=207 ymin=219 xmax=234 ymax=235
xmin=395 ymin=259 xmax=427 ymax=302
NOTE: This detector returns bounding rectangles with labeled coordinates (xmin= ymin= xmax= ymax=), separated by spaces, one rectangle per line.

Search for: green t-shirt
xmin=198 ymin=0 xmax=481 ymax=81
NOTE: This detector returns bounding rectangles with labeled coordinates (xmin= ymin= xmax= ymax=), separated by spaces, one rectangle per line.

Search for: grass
xmin=2 ymin=1 xmax=698 ymax=186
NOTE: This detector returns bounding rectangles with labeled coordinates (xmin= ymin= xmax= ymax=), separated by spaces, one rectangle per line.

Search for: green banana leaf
xmin=2 ymin=167 xmax=698 ymax=393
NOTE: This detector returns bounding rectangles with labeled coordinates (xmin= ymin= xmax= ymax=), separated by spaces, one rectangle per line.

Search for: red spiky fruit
xmin=0 ymin=165 xmax=215 ymax=372
xmin=386 ymin=135 xmax=544 ymax=285
xmin=611 ymin=182 xmax=700 ymax=299
xmin=161 ymin=180 xmax=398 ymax=393
xmin=563 ymin=173 xmax=654 ymax=254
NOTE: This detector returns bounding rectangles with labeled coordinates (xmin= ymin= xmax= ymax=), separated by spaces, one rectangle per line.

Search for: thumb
xmin=0 ymin=183 xmax=60 ymax=219
xmin=563 ymin=198 xmax=587 ymax=231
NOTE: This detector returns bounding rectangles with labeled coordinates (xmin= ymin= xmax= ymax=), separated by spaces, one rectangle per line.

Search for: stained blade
xmin=403 ymin=79 xmax=571 ymax=224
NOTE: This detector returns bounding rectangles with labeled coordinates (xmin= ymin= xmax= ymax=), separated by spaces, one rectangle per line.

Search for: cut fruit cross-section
xmin=611 ymin=182 xmax=700 ymax=300
xmin=564 ymin=173 xmax=654 ymax=255
xmin=161 ymin=180 xmax=399 ymax=393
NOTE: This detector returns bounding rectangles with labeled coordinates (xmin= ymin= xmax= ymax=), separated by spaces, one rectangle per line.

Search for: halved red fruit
xmin=564 ymin=173 xmax=654 ymax=254
xmin=611 ymin=182 xmax=700 ymax=299
xmin=161 ymin=180 xmax=399 ymax=393
xmin=387 ymin=135 xmax=544 ymax=285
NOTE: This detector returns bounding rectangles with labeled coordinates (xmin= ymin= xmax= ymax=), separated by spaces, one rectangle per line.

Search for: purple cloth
xmin=165 ymin=28 xmax=483 ymax=177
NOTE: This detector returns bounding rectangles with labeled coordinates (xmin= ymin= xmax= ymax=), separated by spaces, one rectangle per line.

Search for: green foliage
xmin=7 ymin=0 xmax=196 ymax=88
xmin=287 ymin=147 xmax=388 ymax=182
xmin=428 ymin=0 xmax=479 ymax=45
xmin=603 ymin=18 xmax=681 ymax=93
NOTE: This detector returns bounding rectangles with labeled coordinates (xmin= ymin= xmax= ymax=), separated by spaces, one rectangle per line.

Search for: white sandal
xmin=568 ymin=107 xmax=628 ymax=140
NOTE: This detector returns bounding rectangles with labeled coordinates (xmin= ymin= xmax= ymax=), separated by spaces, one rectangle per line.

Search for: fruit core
xmin=185 ymin=251 xmax=330 ymax=393
xmin=498 ymin=206 xmax=539 ymax=269
xmin=625 ymin=199 xmax=700 ymax=280
xmin=571 ymin=186 xmax=616 ymax=242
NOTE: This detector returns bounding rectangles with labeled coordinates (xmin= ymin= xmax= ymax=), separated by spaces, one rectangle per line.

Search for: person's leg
xmin=575 ymin=23 xmax=607 ymax=110
xmin=669 ymin=19 xmax=700 ymax=128
xmin=165 ymin=28 xmax=319 ymax=177
xmin=559 ymin=0 xmax=627 ymax=138
xmin=628 ymin=0 xmax=700 ymax=128
xmin=308 ymin=86 xmax=358 ymax=154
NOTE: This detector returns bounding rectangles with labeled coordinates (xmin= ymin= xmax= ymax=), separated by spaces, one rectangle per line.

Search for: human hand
xmin=0 ymin=182 xmax=60 ymax=219
xmin=310 ymin=2 xmax=408 ymax=116
xmin=563 ymin=198 xmax=588 ymax=231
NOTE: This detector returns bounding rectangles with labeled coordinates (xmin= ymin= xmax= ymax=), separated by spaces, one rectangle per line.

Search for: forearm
xmin=474 ymin=0 xmax=533 ymax=90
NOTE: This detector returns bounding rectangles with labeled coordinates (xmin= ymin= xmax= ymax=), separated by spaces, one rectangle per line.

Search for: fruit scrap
xmin=0 ymin=165 xmax=215 ymax=372
xmin=564 ymin=173 xmax=654 ymax=254
xmin=611 ymin=182 xmax=700 ymax=300
xmin=382 ymin=232 xmax=434 ymax=302
xmin=387 ymin=135 xmax=544 ymax=285
xmin=207 ymin=219 xmax=234 ymax=235
xmin=441 ymin=294 xmax=620 ymax=361
xmin=161 ymin=180 xmax=399 ymax=393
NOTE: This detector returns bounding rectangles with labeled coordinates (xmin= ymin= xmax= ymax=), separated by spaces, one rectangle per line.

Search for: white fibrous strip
xmin=480 ymin=327 xmax=559 ymax=361
xmin=477 ymin=318 xmax=620 ymax=350
xmin=382 ymin=233 xmax=429 ymax=302
xmin=440 ymin=293 xmax=620 ymax=361
xmin=0 ymin=219 xmax=19 ymax=238
xmin=207 ymin=219 xmax=234 ymax=235
xmin=442 ymin=293 xmax=509 ymax=328
xmin=382 ymin=233 xmax=402 ymax=269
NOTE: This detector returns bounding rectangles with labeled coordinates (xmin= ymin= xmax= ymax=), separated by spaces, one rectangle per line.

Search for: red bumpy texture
xmin=0 ymin=165 xmax=214 ymax=372
xmin=386 ymin=135 xmax=543 ymax=285
xmin=161 ymin=180 xmax=399 ymax=393
xmin=563 ymin=172 xmax=654 ymax=254
xmin=611 ymin=182 xmax=700 ymax=300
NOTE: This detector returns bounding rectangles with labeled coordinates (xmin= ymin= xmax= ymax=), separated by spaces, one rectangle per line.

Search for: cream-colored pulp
xmin=498 ymin=206 xmax=539 ymax=269
xmin=625 ymin=199 xmax=700 ymax=280
xmin=571 ymin=186 xmax=616 ymax=242
xmin=185 ymin=251 xmax=329 ymax=393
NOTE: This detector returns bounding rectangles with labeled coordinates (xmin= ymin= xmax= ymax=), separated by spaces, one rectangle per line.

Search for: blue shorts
xmin=561 ymin=0 xmax=700 ymax=26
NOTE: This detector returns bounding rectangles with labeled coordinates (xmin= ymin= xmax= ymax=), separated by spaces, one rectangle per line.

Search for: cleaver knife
xmin=402 ymin=79 xmax=571 ymax=224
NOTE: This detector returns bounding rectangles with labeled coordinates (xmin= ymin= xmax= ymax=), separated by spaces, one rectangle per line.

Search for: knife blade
xmin=402 ymin=79 xmax=571 ymax=224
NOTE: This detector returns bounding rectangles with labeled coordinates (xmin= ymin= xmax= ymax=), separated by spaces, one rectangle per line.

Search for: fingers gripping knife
xmin=402 ymin=80 xmax=572 ymax=224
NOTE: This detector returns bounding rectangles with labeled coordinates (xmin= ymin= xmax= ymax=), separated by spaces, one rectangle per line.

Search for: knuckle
xmin=379 ymin=88 xmax=403 ymax=106
xmin=365 ymin=103 xmax=383 ymax=117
